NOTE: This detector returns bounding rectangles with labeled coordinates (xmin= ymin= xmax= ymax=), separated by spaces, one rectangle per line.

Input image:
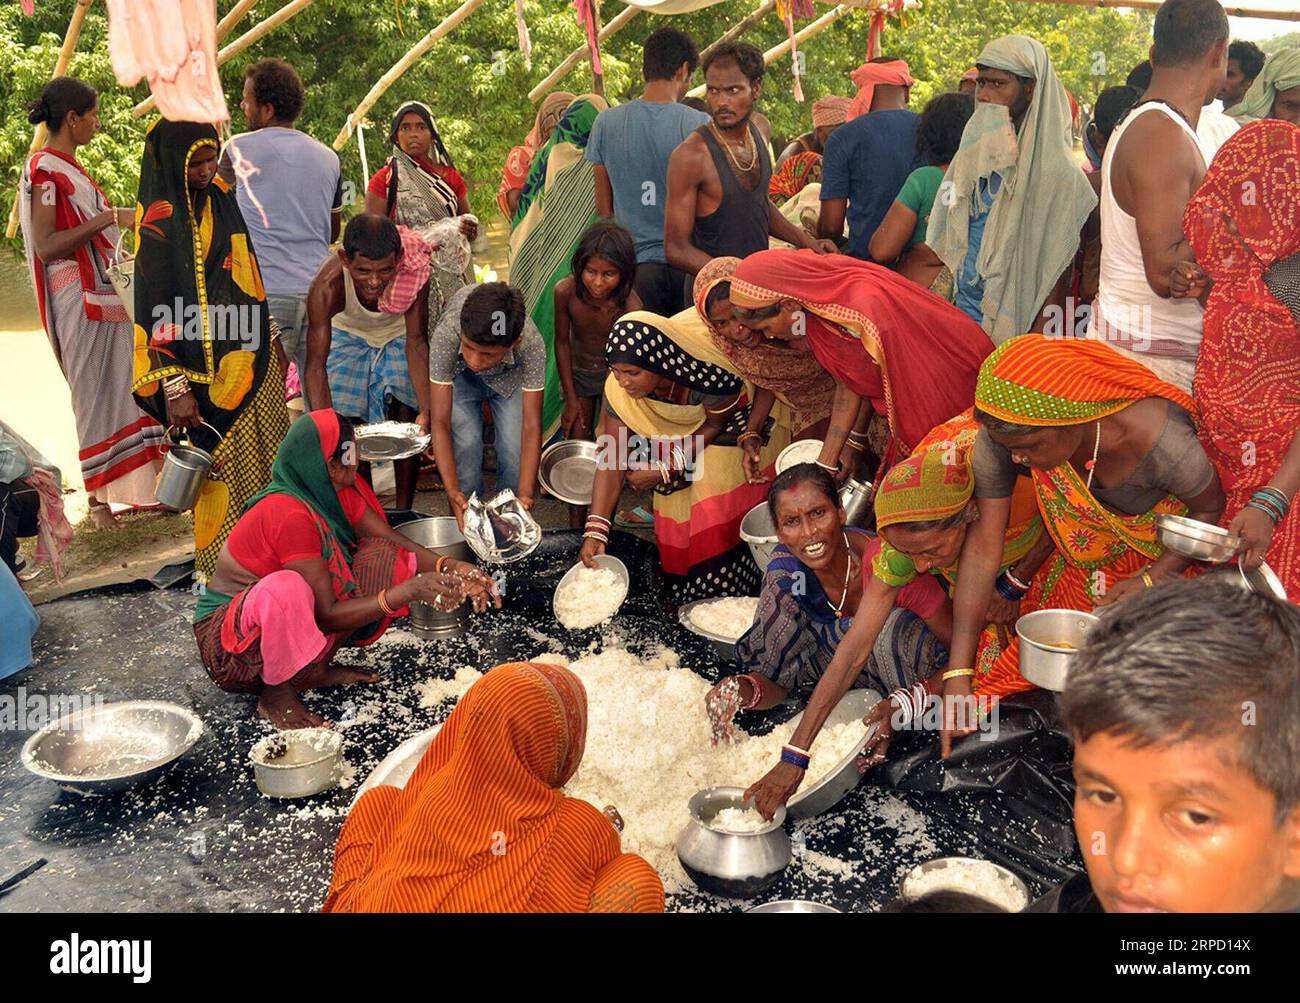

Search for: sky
xmin=1228 ymin=15 xmax=1296 ymax=43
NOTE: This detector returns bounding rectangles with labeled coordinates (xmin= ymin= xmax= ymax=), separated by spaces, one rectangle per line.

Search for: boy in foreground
xmin=1032 ymin=577 xmax=1300 ymax=913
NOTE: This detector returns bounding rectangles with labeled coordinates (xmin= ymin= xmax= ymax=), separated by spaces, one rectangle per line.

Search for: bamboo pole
xmin=216 ymin=0 xmax=262 ymax=40
xmin=133 ymin=0 xmax=317 ymax=117
xmin=687 ymin=4 xmax=852 ymax=99
xmin=332 ymin=0 xmax=488 ymax=151
xmin=527 ymin=3 xmax=641 ymax=103
xmin=7 ymin=0 xmax=95 ymax=239
xmin=699 ymin=1 xmax=778 ymax=64
xmin=590 ymin=1 xmax=606 ymax=101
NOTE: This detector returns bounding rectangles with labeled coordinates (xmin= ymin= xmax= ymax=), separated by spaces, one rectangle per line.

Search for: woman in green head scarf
xmin=192 ymin=409 xmax=499 ymax=729
xmin=508 ymin=95 xmax=609 ymax=438
xmin=1229 ymin=48 xmax=1300 ymax=126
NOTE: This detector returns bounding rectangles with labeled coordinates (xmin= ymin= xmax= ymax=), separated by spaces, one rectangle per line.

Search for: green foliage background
xmin=1 ymin=0 xmax=1163 ymax=251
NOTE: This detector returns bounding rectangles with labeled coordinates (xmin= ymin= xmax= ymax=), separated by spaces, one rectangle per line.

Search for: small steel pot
xmin=740 ymin=501 xmax=779 ymax=572
xmin=1015 ymin=608 xmax=1099 ymax=692
xmin=676 ymin=786 xmax=790 ymax=899
xmin=249 ymin=729 xmax=342 ymax=799
xmin=396 ymin=517 xmax=474 ymax=638
xmin=839 ymin=478 xmax=875 ymax=529
xmin=155 ymin=423 xmax=222 ymax=512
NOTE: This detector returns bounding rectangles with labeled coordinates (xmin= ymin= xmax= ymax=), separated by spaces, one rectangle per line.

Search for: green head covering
xmin=1230 ymin=48 xmax=1300 ymax=124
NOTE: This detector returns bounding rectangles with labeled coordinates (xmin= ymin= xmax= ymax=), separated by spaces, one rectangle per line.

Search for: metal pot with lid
xmin=155 ymin=422 xmax=223 ymax=512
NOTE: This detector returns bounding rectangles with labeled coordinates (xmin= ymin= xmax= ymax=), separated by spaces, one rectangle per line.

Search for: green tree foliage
xmin=2 ymin=0 xmax=1159 ymax=252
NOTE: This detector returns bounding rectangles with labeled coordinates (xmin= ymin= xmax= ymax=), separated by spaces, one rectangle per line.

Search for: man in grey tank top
xmin=664 ymin=41 xmax=835 ymax=280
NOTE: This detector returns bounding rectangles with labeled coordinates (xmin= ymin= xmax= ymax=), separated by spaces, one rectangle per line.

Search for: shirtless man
xmin=305 ymin=213 xmax=430 ymax=510
xmin=664 ymin=41 xmax=834 ymax=279
xmin=1090 ymin=0 xmax=1228 ymax=393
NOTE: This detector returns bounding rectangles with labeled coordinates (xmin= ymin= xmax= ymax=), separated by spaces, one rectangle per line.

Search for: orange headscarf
xmin=323 ymin=661 xmax=664 ymax=913
xmin=847 ymin=59 xmax=914 ymax=120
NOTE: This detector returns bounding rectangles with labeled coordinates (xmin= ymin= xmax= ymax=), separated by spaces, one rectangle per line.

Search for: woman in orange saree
xmin=1185 ymin=120 xmax=1300 ymax=601
xmin=324 ymin=661 xmax=664 ymax=913
xmin=938 ymin=334 xmax=1225 ymax=753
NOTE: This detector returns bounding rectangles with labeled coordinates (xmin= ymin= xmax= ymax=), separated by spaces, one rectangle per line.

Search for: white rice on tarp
xmin=554 ymin=566 xmax=627 ymax=630
xmin=687 ymin=597 xmax=760 ymax=640
xmin=414 ymin=666 xmax=483 ymax=709
xmin=903 ymin=859 xmax=1028 ymax=911
xmin=559 ymin=646 xmax=867 ymax=888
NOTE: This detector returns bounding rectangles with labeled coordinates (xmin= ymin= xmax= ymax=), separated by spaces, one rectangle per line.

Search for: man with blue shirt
xmin=218 ymin=59 xmax=343 ymax=399
xmin=818 ymin=58 xmax=920 ymax=261
xmin=586 ymin=27 xmax=710 ymax=315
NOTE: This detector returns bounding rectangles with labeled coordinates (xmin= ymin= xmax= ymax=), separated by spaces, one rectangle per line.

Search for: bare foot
xmin=89 ymin=503 xmax=117 ymax=529
xmin=291 ymin=661 xmax=380 ymax=693
xmin=257 ymin=683 xmax=326 ymax=729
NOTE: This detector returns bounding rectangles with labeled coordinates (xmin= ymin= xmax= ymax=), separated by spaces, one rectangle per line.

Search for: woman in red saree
xmin=324 ymin=661 xmax=665 ymax=913
xmin=728 ymin=249 xmax=994 ymax=481
xmin=1185 ymin=120 xmax=1300 ymax=601
xmin=941 ymin=334 xmax=1224 ymax=754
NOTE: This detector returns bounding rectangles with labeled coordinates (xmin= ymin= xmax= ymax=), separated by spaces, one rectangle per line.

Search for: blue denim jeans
xmin=450 ymin=368 xmax=522 ymax=499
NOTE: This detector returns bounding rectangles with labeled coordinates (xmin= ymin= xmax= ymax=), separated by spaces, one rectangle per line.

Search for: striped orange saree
xmin=324 ymin=662 xmax=664 ymax=913
xmin=973 ymin=334 xmax=1196 ymax=695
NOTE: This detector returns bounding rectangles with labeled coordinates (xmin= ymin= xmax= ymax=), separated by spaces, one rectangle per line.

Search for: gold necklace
xmin=709 ymin=121 xmax=758 ymax=174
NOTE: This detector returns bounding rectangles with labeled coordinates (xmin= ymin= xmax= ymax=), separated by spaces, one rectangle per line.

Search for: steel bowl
xmin=740 ymin=501 xmax=779 ymax=572
xmin=553 ymin=554 xmax=630 ymax=628
xmin=1156 ymin=514 xmax=1241 ymax=563
xmin=677 ymin=786 xmax=791 ymax=899
xmin=899 ymin=857 xmax=1031 ymax=912
xmin=678 ymin=596 xmax=760 ymax=662
xmin=1015 ymin=608 xmax=1099 ymax=692
xmin=249 ymin=728 xmax=344 ymax=799
xmin=1239 ymin=558 xmax=1288 ymax=600
xmin=747 ymin=899 xmax=841 ymax=914
xmin=839 ymin=477 xmax=875 ymax=529
xmin=21 ymin=700 xmax=204 ymax=796
xmin=395 ymin=517 xmax=475 ymax=638
xmin=775 ymin=439 xmax=825 ymax=474
xmin=538 ymin=439 xmax=599 ymax=506
xmin=786 ymin=688 xmax=880 ymax=819
xmin=354 ymin=421 xmax=431 ymax=462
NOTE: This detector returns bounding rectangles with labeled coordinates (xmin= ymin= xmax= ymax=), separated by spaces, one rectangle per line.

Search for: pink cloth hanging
xmin=573 ymin=0 xmax=603 ymax=76
xmin=106 ymin=0 xmax=228 ymax=123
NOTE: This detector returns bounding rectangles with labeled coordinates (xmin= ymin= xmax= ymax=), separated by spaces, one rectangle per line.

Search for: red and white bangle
xmin=738 ymin=673 xmax=764 ymax=709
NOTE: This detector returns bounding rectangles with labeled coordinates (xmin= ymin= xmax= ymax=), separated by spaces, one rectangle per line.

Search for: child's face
xmin=581 ymin=256 xmax=623 ymax=302
xmin=1074 ymin=730 xmax=1300 ymax=913
xmin=188 ymin=145 xmax=219 ymax=190
xmin=610 ymin=363 xmax=660 ymax=399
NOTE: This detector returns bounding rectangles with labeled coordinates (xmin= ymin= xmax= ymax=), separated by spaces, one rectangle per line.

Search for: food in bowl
xmin=555 ymin=564 xmax=627 ymax=629
xmin=687 ymin=596 xmax=760 ymax=641
xmin=902 ymin=858 xmax=1029 ymax=912
xmin=710 ymin=805 xmax=769 ymax=833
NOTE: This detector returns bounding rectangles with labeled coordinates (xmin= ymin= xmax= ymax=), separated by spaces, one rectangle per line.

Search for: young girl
xmin=553 ymin=220 xmax=641 ymax=442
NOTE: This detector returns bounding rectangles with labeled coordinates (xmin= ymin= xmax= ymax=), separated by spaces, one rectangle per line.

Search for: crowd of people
xmin=6 ymin=0 xmax=1300 ymax=914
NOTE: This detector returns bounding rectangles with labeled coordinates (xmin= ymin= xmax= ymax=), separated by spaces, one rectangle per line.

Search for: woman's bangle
xmin=815 ymin=459 xmax=841 ymax=474
xmin=1250 ymin=489 xmax=1288 ymax=523
xmin=738 ymin=674 xmax=764 ymax=710
xmin=1257 ymin=484 xmax=1292 ymax=508
xmin=1245 ymin=499 xmax=1282 ymax=526
xmin=163 ymin=375 xmax=191 ymax=402
xmin=377 ymin=589 xmax=397 ymax=616
xmin=1141 ymin=570 xmax=1155 ymax=588
xmin=994 ymin=572 xmax=1028 ymax=602
xmin=737 ymin=431 xmax=761 ymax=447
xmin=433 ymin=555 xmax=449 ymax=575
xmin=582 ymin=530 xmax=609 ymax=544
xmin=1004 ymin=567 xmax=1031 ymax=592
xmin=941 ymin=668 xmax=976 ymax=682
xmin=587 ymin=513 xmax=611 ymax=526
xmin=780 ymin=745 xmax=810 ymax=770
xmin=844 ymin=439 xmax=865 ymax=453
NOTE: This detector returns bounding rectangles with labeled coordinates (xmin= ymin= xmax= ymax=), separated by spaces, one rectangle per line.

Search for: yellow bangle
xmin=942 ymin=668 xmax=976 ymax=681
xmin=377 ymin=589 xmax=396 ymax=616
xmin=1141 ymin=571 xmax=1154 ymax=588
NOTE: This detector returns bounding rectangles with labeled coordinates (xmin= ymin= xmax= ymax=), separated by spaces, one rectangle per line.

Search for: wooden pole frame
xmin=7 ymin=0 xmax=95 ymax=239
xmin=133 ymin=0 xmax=318 ymax=117
xmin=527 ymin=3 xmax=642 ymax=104
xmin=699 ymin=0 xmax=778 ymax=64
xmin=1014 ymin=0 xmax=1298 ymax=18
xmin=332 ymin=0 xmax=488 ymax=151
xmin=686 ymin=4 xmax=852 ymax=99
xmin=216 ymin=0 xmax=262 ymax=40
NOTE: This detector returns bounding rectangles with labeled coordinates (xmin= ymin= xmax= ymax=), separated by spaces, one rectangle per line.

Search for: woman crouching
xmin=193 ymin=409 xmax=498 ymax=728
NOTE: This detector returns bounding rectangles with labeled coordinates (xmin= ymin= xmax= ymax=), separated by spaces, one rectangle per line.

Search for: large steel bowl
xmin=740 ymin=501 xmax=779 ymax=572
xmin=899 ymin=857 xmax=1031 ymax=912
xmin=1156 ymin=514 xmax=1241 ymax=563
xmin=747 ymin=899 xmax=841 ymax=914
xmin=1238 ymin=558 xmax=1287 ymax=600
xmin=21 ymin=700 xmax=204 ymax=796
xmin=351 ymin=725 xmax=441 ymax=807
xmin=677 ymin=786 xmax=791 ymax=899
xmin=396 ymin=517 xmax=474 ymax=638
xmin=678 ymin=596 xmax=760 ymax=663
xmin=786 ymin=688 xmax=880 ymax=819
xmin=1015 ymin=608 xmax=1099 ymax=692
xmin=538 ymin=439 xmax=599 ymax=506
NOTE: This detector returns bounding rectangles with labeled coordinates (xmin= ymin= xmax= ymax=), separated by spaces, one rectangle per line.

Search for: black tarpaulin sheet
xmin=0 ymin=530 xmax=1082 ymax=912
